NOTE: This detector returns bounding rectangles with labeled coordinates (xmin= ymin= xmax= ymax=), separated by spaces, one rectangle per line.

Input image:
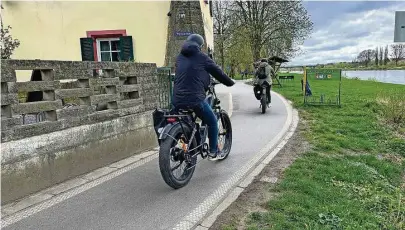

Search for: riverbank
xmin=342 ymin=67 xmax=405 ymax=70
xmin=319 ymin=66 xmax=405 ymax=71
xmin=210 ymin=77 xmax=405 ymax=229
xmin=278 ymin=71 xmax=405 ymax=85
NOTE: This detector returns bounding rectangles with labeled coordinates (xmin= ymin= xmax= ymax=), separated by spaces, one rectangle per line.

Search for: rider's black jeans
xmin=254 ymin=82 xmax=271 ymax=104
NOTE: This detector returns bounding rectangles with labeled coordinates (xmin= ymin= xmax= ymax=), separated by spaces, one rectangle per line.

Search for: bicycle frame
xmin=158 ymin=82 xmax=222 ymax=161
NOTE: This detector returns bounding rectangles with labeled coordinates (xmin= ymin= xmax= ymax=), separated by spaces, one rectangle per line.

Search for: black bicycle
xmin=254 ymin=82 xmax=271 ymax=114
xmin=153 ymin=81 xmax=233 ymax=189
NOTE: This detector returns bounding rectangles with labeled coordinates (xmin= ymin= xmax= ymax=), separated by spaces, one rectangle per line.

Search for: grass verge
xmin=222 ymin=77 xmax=405 ymax=229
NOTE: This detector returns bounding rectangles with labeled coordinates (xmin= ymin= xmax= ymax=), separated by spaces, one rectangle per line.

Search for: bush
xmin=378 ymin=93 xmax=405 ymax=126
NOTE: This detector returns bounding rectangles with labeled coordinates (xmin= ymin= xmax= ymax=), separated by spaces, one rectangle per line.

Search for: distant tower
xmin=394 ymin=11 xmax=405 ymax=42
xmin=164 ymin=1 xmax=207 ymax=70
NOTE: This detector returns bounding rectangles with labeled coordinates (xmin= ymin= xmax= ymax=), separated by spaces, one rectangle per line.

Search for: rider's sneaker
xmin=208 ymin=150 xmax=225 ymax=161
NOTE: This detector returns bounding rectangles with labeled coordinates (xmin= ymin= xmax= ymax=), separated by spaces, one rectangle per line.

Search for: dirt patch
xmin=209 ymin=123 xmax=310 ymax=230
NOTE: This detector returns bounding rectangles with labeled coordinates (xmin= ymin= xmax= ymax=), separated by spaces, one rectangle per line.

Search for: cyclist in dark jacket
xmin=173 ymin=34 xmax=234 ymax=160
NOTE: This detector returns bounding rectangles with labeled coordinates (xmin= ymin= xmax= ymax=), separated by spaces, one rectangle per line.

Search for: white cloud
xmin=288 ymin=2 xmax=405 ymax=66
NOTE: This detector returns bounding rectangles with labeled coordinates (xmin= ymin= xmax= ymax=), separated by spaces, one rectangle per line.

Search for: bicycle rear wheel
xmin=261 ymin=96 xmax=267 ymax=114
xmin=159 ymin=123 xmax=197 ymax=189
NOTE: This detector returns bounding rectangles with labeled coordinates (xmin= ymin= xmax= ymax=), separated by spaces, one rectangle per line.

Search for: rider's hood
xmin=180 ymin=41 xmax=201 ymax=57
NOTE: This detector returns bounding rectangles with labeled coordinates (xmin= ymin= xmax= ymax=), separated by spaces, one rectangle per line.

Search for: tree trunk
xmin=252 ymin=46 xmax=261 ymax=62
xmin=220 ymin=41 xmax=225 ymax=69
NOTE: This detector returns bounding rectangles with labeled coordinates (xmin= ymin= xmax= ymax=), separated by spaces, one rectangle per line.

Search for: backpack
xmin=257 ymin=65 xmax=267 ymax=79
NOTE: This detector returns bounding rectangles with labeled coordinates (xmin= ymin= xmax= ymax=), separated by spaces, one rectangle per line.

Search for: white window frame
xmin=96 ymin=38 xmax=120 ymax=62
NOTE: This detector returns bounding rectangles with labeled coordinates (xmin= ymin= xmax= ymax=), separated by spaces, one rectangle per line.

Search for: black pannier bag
xmin=152 ymin=108 xmax=170 ymax=139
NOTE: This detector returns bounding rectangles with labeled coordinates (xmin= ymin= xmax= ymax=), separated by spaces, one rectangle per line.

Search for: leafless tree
xmin=384 ymin=45 xmax=389 ymax=65
xmin=379 ymin=47 xmax=383 ymax=66
xmin=375 ymin=47 xmax=378 ymax=66
xmin=390 ymin=43 xmax=405 ymax=66
xmin=213 ymin=0 xmax=235 ymax=68
xmin=232 ymin=0 xmax=313 ymax=61
xmin=357 ymin=49 xmax=375 ymax=67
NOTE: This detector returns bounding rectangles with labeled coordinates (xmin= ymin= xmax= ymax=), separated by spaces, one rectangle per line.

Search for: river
xmin=284 ymin=70 xmax=405 ymax=85
xmin=342 ymin=70 xmax=405 ymax=85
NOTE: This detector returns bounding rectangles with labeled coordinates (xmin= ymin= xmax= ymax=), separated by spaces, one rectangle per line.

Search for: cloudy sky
xmin=289 ymin=1 xmax=405 ymax=66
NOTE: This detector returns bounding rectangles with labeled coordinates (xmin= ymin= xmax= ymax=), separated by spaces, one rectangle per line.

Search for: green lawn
xmin=240 ymin=76 xmax=405 ymax=229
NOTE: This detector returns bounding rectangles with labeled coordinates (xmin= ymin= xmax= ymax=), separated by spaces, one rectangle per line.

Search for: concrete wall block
xmin=102 ymin=69 xmax=116 ymax=78
xmin=1 ymin=154 xmax=53 ymax=205
xmin=143 ymin=99 xmax=159 ymax=109
xmin=86 ymin=61 xmax=120 ymax=70
xmin=45 ymin=110 xmax=57 ymax=121
xmin=1 ymin=123 xmax=157 ymax=204
xmin=40 ymin=70 xmax=55 ymax=81
xmin=116 ymin=70 xmax=140 ymax=77
xmin=116 ymin=64 xmax=156 ymax=77
xmin=143 ymin=89 xmax=159 ymax=98
xmin=42 ymin=91 xmax=55 ymax=101
xmin=144 ymin=92 xmax=159 ymax=99
xmin=7 ymin=82 xmax=18 ymax=93
xmin=88 ymin=110 xmax=120 ymax=123
xmin=55 ymin=88 xmax=93 ymax=99
xmin=107 ymin=101 xmax=118 ymax=110
xmin=142 ymin=83 xmax=159 ymax=91
xmin=118 ymin=105 xmax=144 ymax=116
xmin=1 ymin=116 xmax=23 ymax=130
xmin=54 ymin=69 xmax=93 ymax=80
xmin=11 ymin=100 xmax=63 ymax=115
xmin=77 ymin=79 xmax=90 ymax=88
xmin=2 ymin=121 xmax=63 ymax=142
xmin=56 ymin=105 xmax=96 ymax=120
xmin=1 ymin=129 xmax=13 ymax=142
xmin=138 ymin=76 xmax=158 ymax=85
xmin=1 ymin=82 xmax=8 ymax=93
xmin=144 ymin=102 xmax=159 ymax=111
xmin=1 ymin=94 xmax=18 ymax=105
xmin=1 ymin=105 xmax=12 ymax=118
xmin=60 ymin=116 xmax=91 ymax=129
xmin=16 ymin=81 xmax=60 ymax=92
xmin=117 ymin=98 xmax=143 ymax=109
xmin=90 ymin=94 xmax=120 ymax=105
xmin=127 ymin=76 xmax=138 ymax=84
xmin=1 ymin=69 xmax=17 ymax=82
xmin=79 ymin=97 xmax=91 ymax=106
xmin=2 ymin=60 xmax=59 ymax=70
xmin=105 ymin=86 xmax=117 ymax=94
xmin=89 ymin=78 xmax=120 ymax=88
xmin=1 ymin=111 xmax=153 ymax=164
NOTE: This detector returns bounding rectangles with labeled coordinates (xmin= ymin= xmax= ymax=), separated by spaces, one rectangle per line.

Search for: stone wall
xmin=165 ymin=0 xmax=206 ymax=69
xmin=1 ymin=59 xmax=162 ymax=204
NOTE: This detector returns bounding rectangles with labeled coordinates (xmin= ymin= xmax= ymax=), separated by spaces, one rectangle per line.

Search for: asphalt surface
xmin=3 ymin=81 xmax=288 ymax=230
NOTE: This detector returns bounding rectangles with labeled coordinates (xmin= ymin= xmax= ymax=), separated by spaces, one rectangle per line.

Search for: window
xmin=80 ymin=30 xmax=134 ymax=62
xmin=97 ymin=38 xmax=121 ymax=62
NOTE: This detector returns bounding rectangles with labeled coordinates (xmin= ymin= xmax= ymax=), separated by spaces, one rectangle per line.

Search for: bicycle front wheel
xmin=217 ymin=110 xmax=233 ymax=160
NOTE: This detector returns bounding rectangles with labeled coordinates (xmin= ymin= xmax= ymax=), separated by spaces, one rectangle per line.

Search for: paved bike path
xmin=3 ymin=82 xmax=288 ymax=230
